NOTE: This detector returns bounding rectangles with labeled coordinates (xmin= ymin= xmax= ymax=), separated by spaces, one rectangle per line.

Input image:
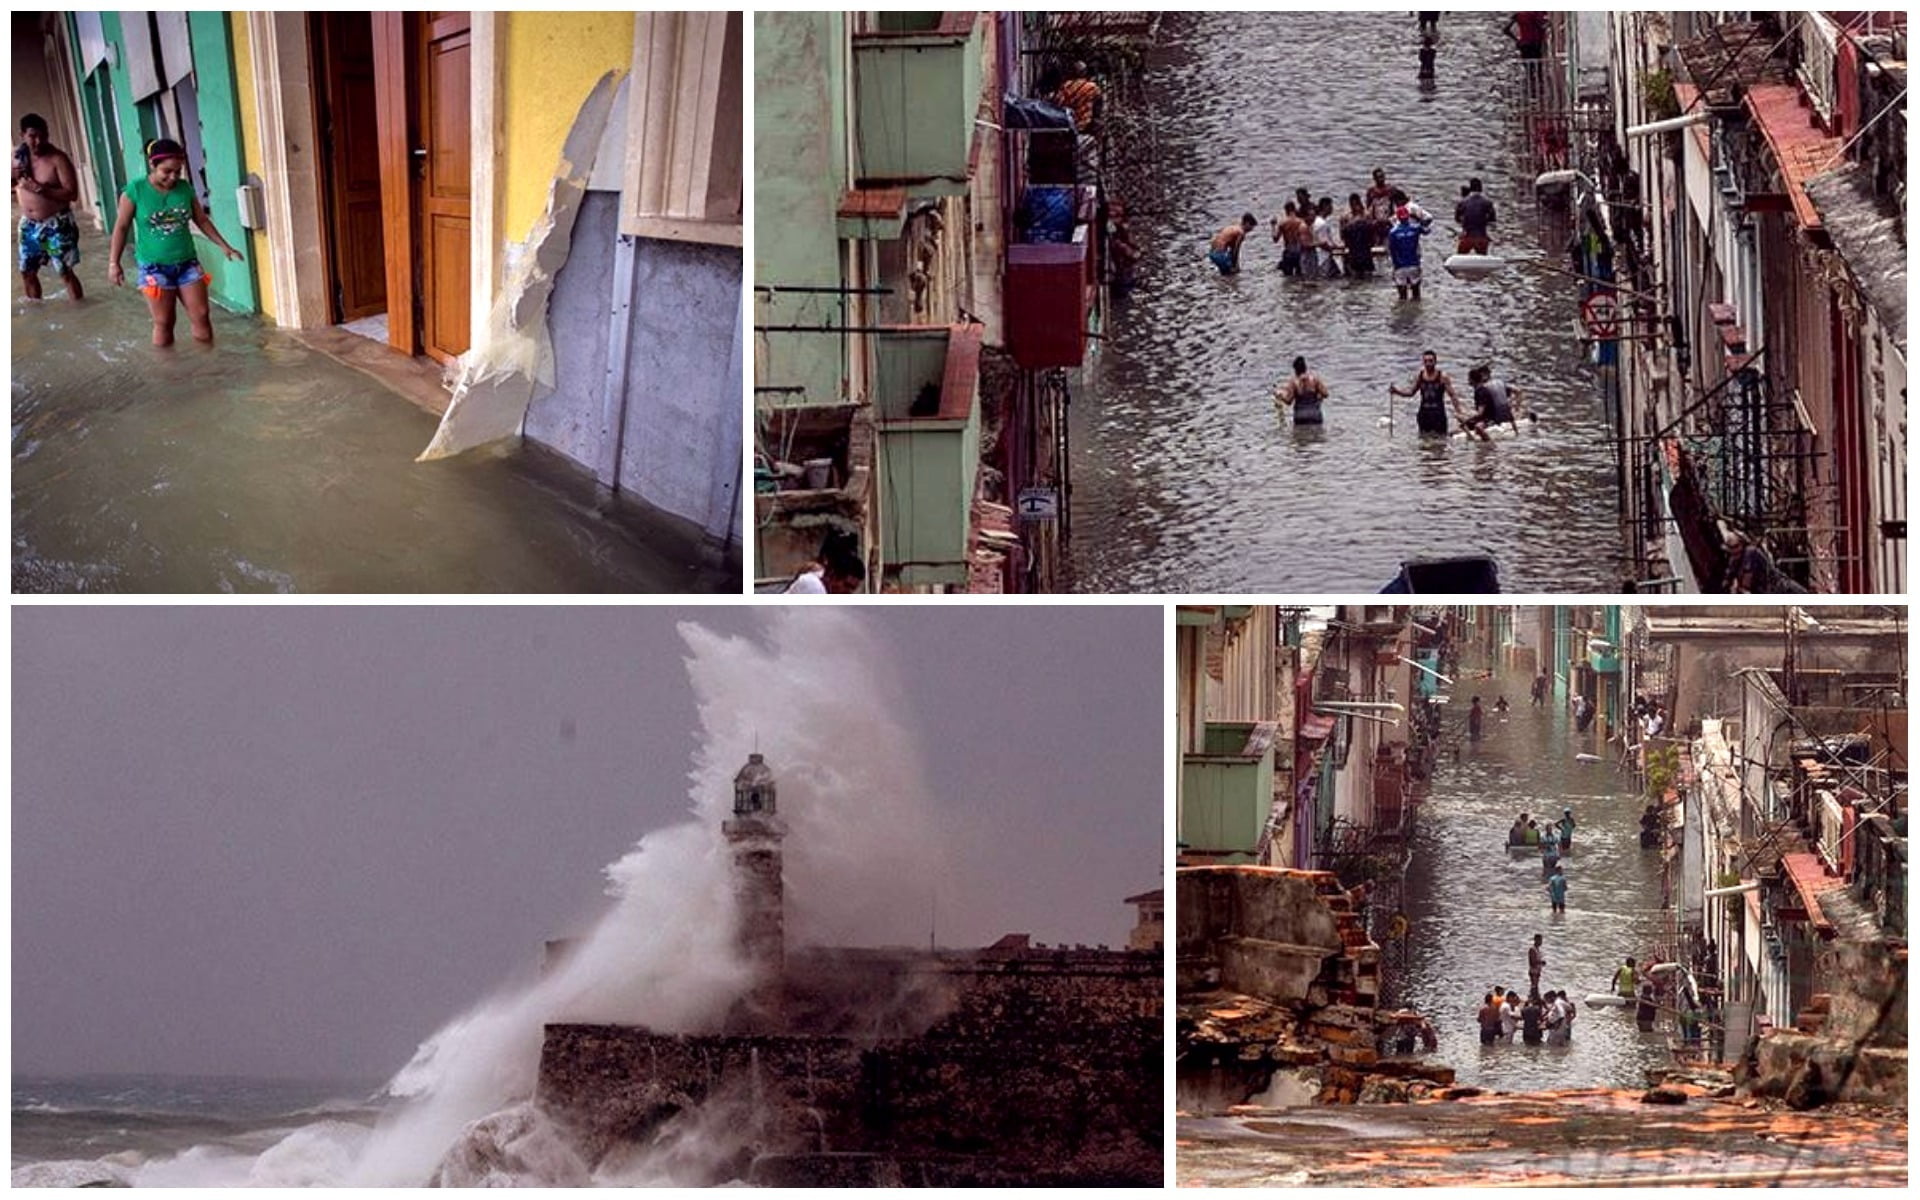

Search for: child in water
xmin=108 ymin=138 xmax=243 ymax=347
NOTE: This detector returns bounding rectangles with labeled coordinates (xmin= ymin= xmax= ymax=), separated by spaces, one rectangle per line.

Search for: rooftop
xmin=1804 ymin=165 xmax=1908 ymax=351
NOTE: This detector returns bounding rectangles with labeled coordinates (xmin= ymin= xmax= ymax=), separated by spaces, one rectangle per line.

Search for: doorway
xmin=413 ymin=11 xmax=471 ymax=365
xmin=309 ymin=10 xmax=470 ymax=364
xmin=310 ymin=12 xmax=388 ymax=335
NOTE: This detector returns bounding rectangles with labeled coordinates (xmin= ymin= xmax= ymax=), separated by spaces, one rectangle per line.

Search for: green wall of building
xmin=66 ymin=10 xmax=259 ymax=314
xmin=753 ymin=12 xmax=851 ymax=411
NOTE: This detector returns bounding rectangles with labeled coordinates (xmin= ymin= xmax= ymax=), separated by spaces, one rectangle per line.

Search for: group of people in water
xmin=1477 ymin=983 xmax=1580 ymax=1047
xmin=1508 ymin=806 xmax=1576 ymax=912
xmin=1617 ymin=956 xmax=1709 ymax=1043
xmin=1273 ymin=347 xmax=1527 ymax=438
xmin=1209 ymin=167 xmax=1492 ymax=299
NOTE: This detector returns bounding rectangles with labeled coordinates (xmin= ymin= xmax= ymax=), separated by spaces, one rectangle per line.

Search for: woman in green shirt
xmin=107 ymin=138 xmax=242 ymax=347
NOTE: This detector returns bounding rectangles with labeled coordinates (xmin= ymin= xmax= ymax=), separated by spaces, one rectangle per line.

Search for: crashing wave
xmin=11 ymin=1160 xmax=132 ymax=1187
xmin=426 ymin=1103 xmax=590 ymax=1187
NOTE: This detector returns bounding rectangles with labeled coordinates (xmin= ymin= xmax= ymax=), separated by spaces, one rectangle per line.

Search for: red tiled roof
xmin=1745 ymin=83 xmax=1845 ymax=230
xmin=1299 ymin=713 xmax=1338 ymax=742
xmin=837 ymin=186 xmax=908 ymax=220
xmin=1781 ymin=851 xmax=1843 ymax=934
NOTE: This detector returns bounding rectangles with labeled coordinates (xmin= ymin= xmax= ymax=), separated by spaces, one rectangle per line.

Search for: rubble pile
xmin=1741 ymin=942 xmax=1908 ymax=1111
xmin=1180 ymin=993 xmax=1455 ymax=1106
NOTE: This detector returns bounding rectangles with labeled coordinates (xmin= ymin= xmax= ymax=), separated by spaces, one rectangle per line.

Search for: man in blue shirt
xmin=1385 ymin=205 xmax=1430 ymax=300
xmin=1546 ymin=865 xmax=1568 ymax=913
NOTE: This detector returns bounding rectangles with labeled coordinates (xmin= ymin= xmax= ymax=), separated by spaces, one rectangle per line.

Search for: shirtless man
xmin=1271 ymin=202 xmax=1308 ymax=276
xmin=13 ymin=114 xmax=83 ymax=300
xmin=1208 ymin=213 xmax=1256 ymax=275
xmin=1389 ymin=350 xmax=1467 ymax=436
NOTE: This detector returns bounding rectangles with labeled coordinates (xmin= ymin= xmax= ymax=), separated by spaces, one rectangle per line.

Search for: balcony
xmin=1006 ymin=236 xmax=1089 ymax=369
xmin=852 ymin=12 xmax=984 ymax=194
xmin=874 ymin=324 xmax=982 ymax=588
xmin=1589 ymin=644 xmax=1622 ymax=673
xmin=1179 ymin=721 xmax=1279 ymax=863
xmin=753 ymin=403 xmax=873 ymax=586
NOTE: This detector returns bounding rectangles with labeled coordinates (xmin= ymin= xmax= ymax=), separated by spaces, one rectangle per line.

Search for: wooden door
xmin=415 ymin=11 xmax=471 ymax=364
xmin=315 ymin=13 xmax=387 ymax=322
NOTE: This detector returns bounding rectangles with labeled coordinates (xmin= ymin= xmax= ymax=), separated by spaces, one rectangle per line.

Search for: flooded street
xmin=1071 ymin=10 xmax=1622 ymax=592
xmin=1400 ymin=663 xmax=1667 ymax=1090
xmin=12 ymin=230 xmax=735 ymax=593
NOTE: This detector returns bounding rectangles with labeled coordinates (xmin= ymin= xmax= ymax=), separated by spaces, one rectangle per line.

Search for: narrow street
xmin=1400 ymin=661 xmax=1667 ymax=1090
xmin=1176 ymin=604 xmax=1907 ymax=1186
xmin=1072 ymin=11 xmax=1620 ymax=593
xmin=1179 ymin=1089 xmax=1909 ymax=1187
xmin=12 ymin=228 xmax=736 ymax=593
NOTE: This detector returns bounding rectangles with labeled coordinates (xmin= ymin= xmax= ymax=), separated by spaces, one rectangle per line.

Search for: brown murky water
xmin=1400 ymin=664 xmax=1669 ymax=1090
xmin=1071 ymin=10 xmax=1625 ymax=592
xmin=11 ymin=227 xmax=736 ymax=593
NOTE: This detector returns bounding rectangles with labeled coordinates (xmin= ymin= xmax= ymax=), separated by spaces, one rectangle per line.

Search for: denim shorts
xmin=137 ymin=259 xmax=206 ymax=294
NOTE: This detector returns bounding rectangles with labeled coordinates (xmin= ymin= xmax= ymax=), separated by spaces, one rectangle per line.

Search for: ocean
xmin=12 ymin=1075 xmax=387 ymax=1187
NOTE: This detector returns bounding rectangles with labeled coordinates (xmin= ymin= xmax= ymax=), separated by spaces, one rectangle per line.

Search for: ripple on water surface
xmin=1072 ymin=11 xmax=1623 ymax=593
xmin=1401 ymin=669 xmax=1671 ymax=1091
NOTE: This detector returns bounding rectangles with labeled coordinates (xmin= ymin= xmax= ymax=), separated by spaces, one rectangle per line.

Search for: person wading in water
xmin=1274 ymin=356 xmax=1330 ymax=425
xmin=1390 ymin=350 xmax=1465 ymax=436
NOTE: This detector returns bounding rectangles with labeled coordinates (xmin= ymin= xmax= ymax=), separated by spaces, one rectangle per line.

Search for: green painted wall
xmin=68 ymin=13 xmax=125 ymax=214
xmin=851 ymin=19 xmax=982 ymax=187
xmin=183 ymin=12 xmax=256 ymax=313
xmin=1179 ymin=728 xmax=1275 ymax=860
xmin=753 ymin=12 xmax=850 ymax=410
xmin=65 ymin=10 xmax=258 ymax=314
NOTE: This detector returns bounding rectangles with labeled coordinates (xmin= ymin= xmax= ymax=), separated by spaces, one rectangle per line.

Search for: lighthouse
xmin=722 ymin=752 xmax=785 ymax=1024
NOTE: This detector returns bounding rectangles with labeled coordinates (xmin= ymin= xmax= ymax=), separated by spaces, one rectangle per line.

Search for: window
xmin=621 ymin=11 xmax=742 ymax=246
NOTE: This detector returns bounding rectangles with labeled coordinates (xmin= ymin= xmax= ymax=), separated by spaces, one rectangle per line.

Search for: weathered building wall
xmin=1177 ymin=867 xmax=1343 ymax=1000
xmin=537 ymin=951 xmax=1159 ymax=1185
xmin=525 ymin=192 xmax=743 ymax=541
xmin=498 ymin=12 xmax=635 ymax=248
xmin=752 ymin=12 xmax=848 ymax=412
xmin=1648 ymin=620 xmax=1902 ymax=734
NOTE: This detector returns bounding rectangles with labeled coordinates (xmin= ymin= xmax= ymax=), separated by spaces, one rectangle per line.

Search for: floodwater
xmin=12 ymin=230 xmax=736 ymax=593
xmin=1399 ymin=664 xmax=1669 ymax=1090
xmin=1071 ymin=10 xmax=1623 ymax=592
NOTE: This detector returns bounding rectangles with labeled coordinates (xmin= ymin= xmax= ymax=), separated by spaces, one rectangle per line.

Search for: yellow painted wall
xmin=228 ymin=12 xmax=274 ymax=321
xmin=500 ymin=11 xmax=633 ymax=245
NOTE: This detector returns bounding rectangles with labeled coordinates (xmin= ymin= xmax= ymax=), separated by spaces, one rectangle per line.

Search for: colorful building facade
xmin=25 ymin=10 xmax=742 ymax=546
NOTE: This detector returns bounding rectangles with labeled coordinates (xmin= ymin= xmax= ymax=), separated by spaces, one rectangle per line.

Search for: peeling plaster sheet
xmin=418 ymin=72 xmax=622 ymax=462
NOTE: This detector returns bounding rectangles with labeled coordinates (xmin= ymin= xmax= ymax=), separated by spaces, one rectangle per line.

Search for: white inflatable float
xmin=1451 ymin=414 xmax=1543 ymax=441
xmin=1444 ymin=252 xmax=1509 ymax=280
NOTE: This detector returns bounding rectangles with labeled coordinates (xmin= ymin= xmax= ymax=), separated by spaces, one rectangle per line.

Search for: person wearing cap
xmin=108 ymin=138 xmax=243 ymax=347
xmin=13 ymin=113 xmax=84 ymax=301
xmin=1383 ymin=204 xmax=1432 ymax=301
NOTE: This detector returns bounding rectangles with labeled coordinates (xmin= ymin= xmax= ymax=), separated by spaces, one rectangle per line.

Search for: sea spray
xmin=678 ymin=610 xmax=955 ymax=951
xmin=35 ymin=610 xmax=957 ymax=1187
xmin=359 ymin=609 xmax=956 ymax=1184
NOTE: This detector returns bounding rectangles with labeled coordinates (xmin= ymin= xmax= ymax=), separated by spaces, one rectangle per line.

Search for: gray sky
xmin=11 ymin=605 xmax=1163 ymax=1081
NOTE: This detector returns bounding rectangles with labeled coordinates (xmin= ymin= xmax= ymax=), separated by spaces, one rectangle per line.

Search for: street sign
xmin=1581 ymin=292 xmax=1621 ymax=339
xmin=1016 ymin=487 xmax=1059 ymax=521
